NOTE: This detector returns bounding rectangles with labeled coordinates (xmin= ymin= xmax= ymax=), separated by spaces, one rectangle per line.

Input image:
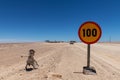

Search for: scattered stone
xmin=20 ymin=74 xmax=22 ymax=76
xmin=47 ymin=72 xmax=62 ymax=80
xmin=112 ymin=73 xmax=115 ymax=75
xmin=41 ymin=64 xmax=43 ymax=67
xmin=52 ymin=73 xmax=62 ymax=78
xmin=1 ymin=77 xmax=4 ymax=80
xmin=44 ymin=75 xmax=48 ymax=78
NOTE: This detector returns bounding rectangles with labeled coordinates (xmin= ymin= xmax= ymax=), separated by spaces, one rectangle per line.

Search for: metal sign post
xmin=87 ymin=44 xmax=90 ymax=68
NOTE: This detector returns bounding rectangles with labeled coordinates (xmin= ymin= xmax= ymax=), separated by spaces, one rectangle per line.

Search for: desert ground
xmin=0 ymin=42 xmax=120 ymax=80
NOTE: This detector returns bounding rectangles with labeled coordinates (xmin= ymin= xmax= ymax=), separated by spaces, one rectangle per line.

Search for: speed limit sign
xmin=78 ymin=21 xmax=102 ymax=44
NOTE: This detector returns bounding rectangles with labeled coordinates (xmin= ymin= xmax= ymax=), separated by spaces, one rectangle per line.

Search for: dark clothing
xmin=27 ymin=56 xmax=35 ymax=65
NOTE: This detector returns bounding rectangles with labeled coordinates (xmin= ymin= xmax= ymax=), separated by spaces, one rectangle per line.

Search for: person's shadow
xmin=25 ymin=68 xmax=33 ymax=71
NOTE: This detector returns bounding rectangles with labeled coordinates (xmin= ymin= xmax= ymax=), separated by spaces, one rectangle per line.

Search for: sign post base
xmin=83 ymin=66 xmax=97 ymax=75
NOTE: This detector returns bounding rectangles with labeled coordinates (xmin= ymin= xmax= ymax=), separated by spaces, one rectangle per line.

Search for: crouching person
xmin=25 ymin=49 xmax=39 ymax=70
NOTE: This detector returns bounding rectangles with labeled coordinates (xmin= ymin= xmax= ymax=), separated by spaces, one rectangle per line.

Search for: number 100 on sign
xmin=83 ymin=29 xmax=97 ymax=37
xmin=78 ymin=22 xmax=102 ymax=44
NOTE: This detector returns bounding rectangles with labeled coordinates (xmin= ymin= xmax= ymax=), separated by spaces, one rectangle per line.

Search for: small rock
xmin=20 ymin=74 xmax=22 ymax=76
xmin=48 ymin=72 xmax=62 ymax=79
xmin=44 ymin=75 xmax=48 ymax=78
xmin=1 ymin=77 xmax=4 ymax=79
xmin=112 ymin=73 xmax=115 ymax=75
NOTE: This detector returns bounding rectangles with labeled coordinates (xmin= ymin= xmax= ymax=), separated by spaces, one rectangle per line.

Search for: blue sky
xmin=0 ymin=0 xmax=120 ymax=42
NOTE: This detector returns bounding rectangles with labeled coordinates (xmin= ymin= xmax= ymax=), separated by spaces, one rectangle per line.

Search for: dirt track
xmin=0 ymin=42 xmax=120 ymax=80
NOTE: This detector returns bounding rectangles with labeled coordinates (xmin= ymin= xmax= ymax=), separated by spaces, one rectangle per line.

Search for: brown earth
xmin=0 ymin=42 xmax=120 ymax=80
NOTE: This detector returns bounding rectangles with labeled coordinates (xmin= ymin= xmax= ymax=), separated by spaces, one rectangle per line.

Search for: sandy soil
xmin=0 ymin=42 xmax=120 ymax=80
